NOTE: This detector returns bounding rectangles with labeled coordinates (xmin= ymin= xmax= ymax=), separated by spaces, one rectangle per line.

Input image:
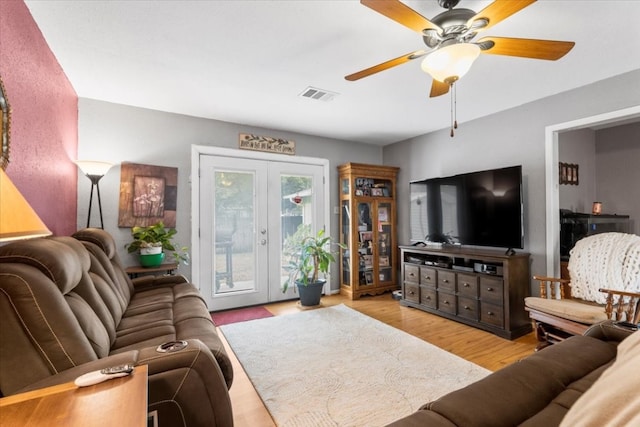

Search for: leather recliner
xmin=0 ymin=229 xmax=233 ymax=427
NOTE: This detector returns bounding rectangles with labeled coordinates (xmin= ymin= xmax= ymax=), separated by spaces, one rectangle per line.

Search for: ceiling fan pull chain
xmin=450 ymin=81 xmax=456 ymax=137
xmin=454 ymin=82 xmax=458 ymax=130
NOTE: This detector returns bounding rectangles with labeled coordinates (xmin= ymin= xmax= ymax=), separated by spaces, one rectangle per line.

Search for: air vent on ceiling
xmin=299 ymin=86 xmax=339 ymax=102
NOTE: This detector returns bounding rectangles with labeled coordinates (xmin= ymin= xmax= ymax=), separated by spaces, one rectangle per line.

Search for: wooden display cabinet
xmin=338 ymin=163 xmax=399 ymax=300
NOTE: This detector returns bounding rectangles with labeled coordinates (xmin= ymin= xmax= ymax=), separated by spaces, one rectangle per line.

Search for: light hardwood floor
xmin=219 ymin=293 xmax=538 ymax=427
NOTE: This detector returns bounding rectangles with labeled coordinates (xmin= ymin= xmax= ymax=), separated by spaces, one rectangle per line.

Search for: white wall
xmin=383 ymin=69 xmax=640 ymax=296
xmin=77 ymin=98 xmax=382 ymax=292
xmin=558 ymin=128 xmax=596 ymax=213
xmin=595 ymin=122 xmax=640 ymax=234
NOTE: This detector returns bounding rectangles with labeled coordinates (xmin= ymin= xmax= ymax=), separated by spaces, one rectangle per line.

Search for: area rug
xmin=220 ymin=304 xmax=490 ymax=426
xmin=211 ymin=306 xmax=273 ymax=326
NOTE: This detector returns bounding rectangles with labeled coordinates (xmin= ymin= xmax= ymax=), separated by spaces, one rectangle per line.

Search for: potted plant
xmin=282 ymin=226 xmax=344 ymax=306
xmin=125 ymin=221 xmax=189 ymax=267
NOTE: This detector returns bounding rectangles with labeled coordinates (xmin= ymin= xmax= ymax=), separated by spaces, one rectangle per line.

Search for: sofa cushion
xmin=519 ymin=362 xmax=612 ymax=427
xmin=388 ymin=335 xmax=618 ymax=427
xmin=560 ymin=330 xmax=640 ymax=427
xmin=525 ymin=296 xmax=609 ymax=324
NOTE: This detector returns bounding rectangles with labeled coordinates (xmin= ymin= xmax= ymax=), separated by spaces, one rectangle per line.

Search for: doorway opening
xmin=544 ymin=105 xmax=640 ymax=277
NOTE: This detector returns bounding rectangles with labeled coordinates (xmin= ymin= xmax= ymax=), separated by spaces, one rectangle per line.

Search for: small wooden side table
xmin=125 ymin=262 xmax=178 ymax=278
xmin=0 ymin=365 xmax=148 ymax=427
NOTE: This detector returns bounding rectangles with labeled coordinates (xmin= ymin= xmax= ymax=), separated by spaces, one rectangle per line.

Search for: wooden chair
xmin=526 ymin=277 xmax=639 ymax=348
xmin=525 ymin=232 xmax=640 ymax=349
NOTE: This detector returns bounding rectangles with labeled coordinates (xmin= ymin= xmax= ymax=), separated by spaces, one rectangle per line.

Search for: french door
xmin=195 ymin=148 xmax=327 ymax=311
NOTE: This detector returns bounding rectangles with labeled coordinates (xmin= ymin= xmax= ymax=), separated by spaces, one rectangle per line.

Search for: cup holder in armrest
xmin=156 ymin=340 xmax=188 ymax=353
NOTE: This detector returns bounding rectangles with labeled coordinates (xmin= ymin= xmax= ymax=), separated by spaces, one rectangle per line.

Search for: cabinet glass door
xmin=357 ymin=202 xmax=374 ymax=288
xmin=341 ymin=200 xmax=351 ymax=286
xmin=377 ymin=202 xmax=393 ymax=283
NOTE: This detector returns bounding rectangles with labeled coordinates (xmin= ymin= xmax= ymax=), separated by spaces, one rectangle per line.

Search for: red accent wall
xmin=0 ymin=0 xmax=78 ymax=236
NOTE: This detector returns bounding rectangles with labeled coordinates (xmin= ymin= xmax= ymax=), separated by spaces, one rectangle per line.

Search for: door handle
xmin=260 ymin=239 xmax=267 ymax=245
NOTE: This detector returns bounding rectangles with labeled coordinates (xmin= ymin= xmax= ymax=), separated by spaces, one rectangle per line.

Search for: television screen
xmin=410 ymin=165 xmax=523 ymax=249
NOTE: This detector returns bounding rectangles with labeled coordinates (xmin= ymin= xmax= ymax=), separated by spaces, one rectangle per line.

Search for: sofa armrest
xmin=131 ymin=274 xmax=188 ymax=289
xmin=584 ymin=320 xmax=637 ymax=343
xmin=15 ymin=351 xmax=140 ymax=393
xmin=137 ymin=339 xmax=233 ymax=427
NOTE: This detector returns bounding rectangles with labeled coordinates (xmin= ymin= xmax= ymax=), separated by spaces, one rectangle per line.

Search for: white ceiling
xmin=25 ymin=0 xmax=640 ymax=146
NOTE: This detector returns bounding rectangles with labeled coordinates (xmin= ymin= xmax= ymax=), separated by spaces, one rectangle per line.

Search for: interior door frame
xmin=544 ymin=105 xmax=640 ymax=277
xmin=190 ymin=145 xmax=331 ymax=295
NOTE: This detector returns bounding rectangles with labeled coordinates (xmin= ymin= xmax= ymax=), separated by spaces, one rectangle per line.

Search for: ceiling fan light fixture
xmin=421 ymin=43 xmax=481 ymax=83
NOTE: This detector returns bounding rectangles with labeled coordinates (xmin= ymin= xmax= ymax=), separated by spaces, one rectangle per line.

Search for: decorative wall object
xmin=239 ymin=133 xmax=295 ymax=155
xmin=0 ymin=75 xmax=11 ymax=170
xmin=118 ymin=162 xmax=178 ymax=227
xmin=559 ymin=162 xmax=579 ymax=185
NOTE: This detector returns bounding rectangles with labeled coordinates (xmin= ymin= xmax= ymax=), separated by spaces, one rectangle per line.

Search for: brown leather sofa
xmin=0 ymin=228 xmax=234 ymax=427
xmin=387 ymin=321 xmax=637 ymax=427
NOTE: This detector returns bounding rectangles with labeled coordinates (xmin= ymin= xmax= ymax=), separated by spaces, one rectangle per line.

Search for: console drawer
xmin=480 ymin=276 xmax=503 ymax=304
xmin=420 ymin=286 xmax=437 ymax=309
xmin=420 ymin=267 xmax=437 ymax=286
xmin=457 ymin=274 xmax=478 ymax=298
xmin=404 ymin=264 xmax=420 ymax=284
xmin=438 ymin=292 xmax=456 ymax=314
xmin=438 ymin=271 xmax=456 ymax=292
xmin=457 ymin=296 xmax=479 ymax=321
xmin=404 ymin=283 xmax=419 ymax=303
xmin=480 ymin=302 xmax=504 ymax=328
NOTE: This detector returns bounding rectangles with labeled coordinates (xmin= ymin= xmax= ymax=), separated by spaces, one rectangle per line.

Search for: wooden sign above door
xmin=239 ymin=133 xmax=295 ymax=155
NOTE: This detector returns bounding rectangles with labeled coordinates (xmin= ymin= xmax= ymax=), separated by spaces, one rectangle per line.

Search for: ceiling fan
xmin=345 ymin=0 xmax=575 ymax=98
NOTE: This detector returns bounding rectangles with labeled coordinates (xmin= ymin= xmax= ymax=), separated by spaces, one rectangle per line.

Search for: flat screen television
xmin=410 ymin=165 xmax=523 ymax=249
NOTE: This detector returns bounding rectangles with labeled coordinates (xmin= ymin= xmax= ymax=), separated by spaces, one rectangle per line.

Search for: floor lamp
xmin=75 ymin=161 xmax=113 ymax=229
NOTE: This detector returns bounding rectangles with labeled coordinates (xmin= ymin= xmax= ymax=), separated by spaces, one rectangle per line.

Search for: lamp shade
xmin=421 ymin=43 xmax=481 ymax=83
xmin=0 ymin=169 xmax=52 ymax=242
xmin=75 ymin=160 xmax=113 ymax=177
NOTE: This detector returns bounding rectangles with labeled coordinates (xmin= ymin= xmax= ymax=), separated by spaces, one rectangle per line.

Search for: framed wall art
xmin=559 ymin=162 xmax=579 ymax=185
xmin=118 ymin=162 xmax=178 ymax=227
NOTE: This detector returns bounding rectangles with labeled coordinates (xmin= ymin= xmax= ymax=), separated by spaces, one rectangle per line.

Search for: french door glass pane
xmin=213 ymin=170 xmax=255 ymax=295
xmin=281 ymin=174 xmax=313 ymax=289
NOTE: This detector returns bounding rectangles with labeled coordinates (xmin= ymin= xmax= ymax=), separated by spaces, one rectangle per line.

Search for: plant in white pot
xmin=125 ymin=222 xmax=189 ymax=268
xmin=282 ymin=226 xmax=344 ymax=306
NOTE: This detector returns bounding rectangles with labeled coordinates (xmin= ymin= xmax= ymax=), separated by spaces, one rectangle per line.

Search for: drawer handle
xmin=487 ymin=287 xmax=493 ymax=291
xmin=409 ymin=273 xmax=415 ymax=277
xmin=409 ymin=290 xmax=415 ymax=295
xmin=425 ymin=296 xmax=431 ymax=300
xmin=464 ymin=305 xmax=471 ymax=310
xmin=425 ymin=276 xmax=432 ymax=280
xmin=463 ymin=283 xmax=470 ymax=287
xmin=487 ymin=311 xmax=494 ymax=316
xmin=443 ymin=279 xmax=449 ymax=283
xmin=443 ymin=300 xmax=449 ymax=305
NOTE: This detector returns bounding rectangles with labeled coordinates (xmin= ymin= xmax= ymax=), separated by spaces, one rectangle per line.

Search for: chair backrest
xmin=568 ymin=232 xmax=640 ymax=304
xmin=73 ymin=228 xmax=135 ymax=301
xmin=0 ymin=237 xmax=106 ymax=395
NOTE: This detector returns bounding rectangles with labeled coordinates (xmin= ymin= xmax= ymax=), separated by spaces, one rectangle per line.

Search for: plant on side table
xmin=125 ymin=221 xmax=189 ymax=268
xmin=282 ymin=226 xmax=344 ymax=307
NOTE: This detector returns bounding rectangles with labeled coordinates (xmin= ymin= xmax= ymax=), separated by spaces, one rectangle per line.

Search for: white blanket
xmin=568 ymin=232 xmax=640 ymax=304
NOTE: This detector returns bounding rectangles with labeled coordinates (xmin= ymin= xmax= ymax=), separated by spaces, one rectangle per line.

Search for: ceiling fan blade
xmin=468 ymin=0 xmax=536 ymax=32
xmin=430 ymin=80 xmax=450 ymax=98
xmin=345 ymin=50 xmax=427 ymax=81
xmin=478 ymin=36 xmax=575 ymax=60
xmin=361 ymin=0 xmax=441 ymax=34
